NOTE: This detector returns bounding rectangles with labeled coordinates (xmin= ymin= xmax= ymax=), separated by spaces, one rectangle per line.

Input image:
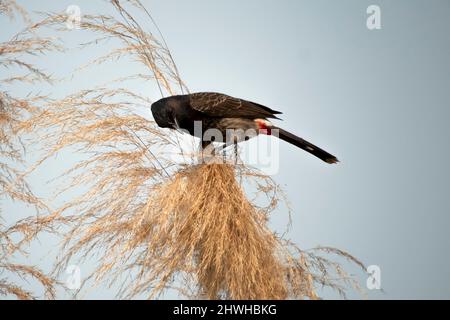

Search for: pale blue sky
xmin=2 ymin=0 xmax=450 ymax=299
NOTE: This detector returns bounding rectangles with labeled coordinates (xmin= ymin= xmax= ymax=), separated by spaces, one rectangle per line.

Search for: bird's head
xmin=151 ymin=98 xmax=174 ymax=129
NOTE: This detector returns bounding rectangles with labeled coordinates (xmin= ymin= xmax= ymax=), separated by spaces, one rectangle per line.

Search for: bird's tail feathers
xmin=272 ymin=126 xmax=339 ymax=164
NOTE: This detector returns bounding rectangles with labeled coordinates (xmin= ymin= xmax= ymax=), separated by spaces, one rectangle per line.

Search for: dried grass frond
xmin=0 ymin=263 xmax=56 ymax=299
xmin=49 ymin=163 xmax=288 ymax=299
xmin=32 ymin=0 xmax=187 ymax=96
xmin=38 ymin=159 xmax=365 ymax=299
xmin=0 ymin=0 xmax=29 ymax=23
xmin=0 ymin=3 xmax=58 ymax=299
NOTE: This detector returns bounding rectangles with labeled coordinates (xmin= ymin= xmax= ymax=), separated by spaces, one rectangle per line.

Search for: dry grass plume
xmin=0 ymin=0 xmax=59 ymax=299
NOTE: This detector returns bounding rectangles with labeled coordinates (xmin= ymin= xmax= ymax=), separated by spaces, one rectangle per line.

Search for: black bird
xmin=151 ymin=92 xmax=338 ymax=164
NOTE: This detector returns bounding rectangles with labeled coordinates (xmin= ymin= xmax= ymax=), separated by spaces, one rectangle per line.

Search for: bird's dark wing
xmin=189 ymin=92 xmax=282 ymax=119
